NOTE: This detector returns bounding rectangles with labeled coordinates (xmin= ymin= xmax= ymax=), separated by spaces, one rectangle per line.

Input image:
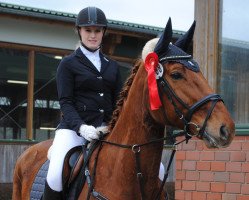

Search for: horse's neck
xmin=92 ymin=66 xmax=165 ymax=198
xmin=106 ymin=65 xmax=164 ymax=180
xmin=109 ymin=65 xmax=163 ymax=143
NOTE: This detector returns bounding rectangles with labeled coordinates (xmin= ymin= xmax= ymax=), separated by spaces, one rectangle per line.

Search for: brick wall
xmin=175 ymin=136 xmax=249 ymax=200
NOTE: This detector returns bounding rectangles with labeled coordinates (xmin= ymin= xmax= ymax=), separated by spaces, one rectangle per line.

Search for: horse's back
xmin=12 ymin=139 xmax=53 ymax=200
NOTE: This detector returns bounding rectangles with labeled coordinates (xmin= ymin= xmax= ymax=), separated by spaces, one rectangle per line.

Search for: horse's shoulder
xmin=17 ymin=139 xmax=52 ymax=165
xmin=12 ymin=139 xmax=52 ymax=191
xmin=35 ymin=139 xmax=53 ymax=150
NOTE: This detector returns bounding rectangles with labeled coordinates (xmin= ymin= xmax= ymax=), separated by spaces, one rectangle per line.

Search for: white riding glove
xmin=96 ymin=126 xmax=109 ymax=135
xmin=79 ymin=124 xmax=99 ymax=142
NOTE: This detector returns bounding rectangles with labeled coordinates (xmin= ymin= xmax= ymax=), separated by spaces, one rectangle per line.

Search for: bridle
xmin=80 ymin=55 xmax=224 ymax=200
xmin=157 ymin=55 xmax=223 ymax=143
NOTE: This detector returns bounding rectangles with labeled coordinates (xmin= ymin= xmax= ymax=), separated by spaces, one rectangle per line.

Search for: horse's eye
xmin=170 ymin=72 xmax=183 ymax=80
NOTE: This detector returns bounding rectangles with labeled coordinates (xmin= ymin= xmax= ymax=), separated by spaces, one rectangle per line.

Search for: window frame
xmin=0 ymin=41 xmax=71 ymax=141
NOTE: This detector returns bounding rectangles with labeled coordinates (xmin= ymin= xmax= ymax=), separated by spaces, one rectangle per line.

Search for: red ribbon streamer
xmin=144 ymin=52 xmax=162 ymax=110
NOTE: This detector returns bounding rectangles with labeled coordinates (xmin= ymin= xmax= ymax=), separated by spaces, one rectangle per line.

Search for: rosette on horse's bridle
xmin=144 ymin=52 xmax=162 ymax=110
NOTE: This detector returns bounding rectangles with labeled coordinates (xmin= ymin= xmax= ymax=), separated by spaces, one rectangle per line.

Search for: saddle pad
xmin=30 ymin=160 xmax=50 ymax=200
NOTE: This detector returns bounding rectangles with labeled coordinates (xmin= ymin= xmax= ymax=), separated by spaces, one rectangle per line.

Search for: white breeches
xmin=47 ymin=129 xmax=84 ymax=191
xmin=159 ymin=162 xmax=165 ymax=181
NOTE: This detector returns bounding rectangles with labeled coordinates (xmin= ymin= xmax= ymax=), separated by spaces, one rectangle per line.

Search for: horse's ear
xmin=154 ymin=18 xmax=172 ymax=57
xmin=174 ymin=20 xmax=196 ymax=51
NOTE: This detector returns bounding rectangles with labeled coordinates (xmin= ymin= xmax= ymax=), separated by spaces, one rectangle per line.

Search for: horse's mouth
xmin=201 ymin=132 xmax=218 ymax=148
xmin=201 ymin=131 xmax=230 ymax=148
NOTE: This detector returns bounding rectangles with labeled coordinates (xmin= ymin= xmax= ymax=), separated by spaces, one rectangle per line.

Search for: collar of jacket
xmin=75 ymin=48 xmax=110 ymax=74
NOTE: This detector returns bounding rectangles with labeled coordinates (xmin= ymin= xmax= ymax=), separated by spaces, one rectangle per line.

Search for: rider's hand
xmin=79 ymin=125 xmax=99 ymax=141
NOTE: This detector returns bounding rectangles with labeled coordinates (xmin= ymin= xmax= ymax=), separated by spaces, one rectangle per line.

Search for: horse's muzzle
xmin=203 ymin=124 xmax=234 ymax=148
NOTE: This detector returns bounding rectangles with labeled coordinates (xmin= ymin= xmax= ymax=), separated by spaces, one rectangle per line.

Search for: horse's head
xmin=142 ymin=18 xmax=235 ymax=148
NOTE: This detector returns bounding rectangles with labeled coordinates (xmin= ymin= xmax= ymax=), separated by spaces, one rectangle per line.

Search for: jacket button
xmin=99 ymin=93 xmax=104 ymax=96
xmin=99 ymin=109 xmax=104 ymax=113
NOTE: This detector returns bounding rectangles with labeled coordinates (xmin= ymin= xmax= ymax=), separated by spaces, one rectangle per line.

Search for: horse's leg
xmin=12 ymin=140 xmax=53 ymax=200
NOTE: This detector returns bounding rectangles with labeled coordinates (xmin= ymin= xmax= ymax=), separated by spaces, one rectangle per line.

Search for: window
xmin=0 ymin=48 xmax=28 ymax=139
xmin=49 ymin=100 xmax=60 ymax=109
xmin=219 ymin=0 xmax=249 ymax=125
xmin=33 ymin=52 xmax=62 ymax=141
xmin=0 ymin=46 xmax=69 ymax=141
xmin=35 ymin=99 xmax=47 ymax=108
xmin=0 ymin=97 xmax=10 ymax=106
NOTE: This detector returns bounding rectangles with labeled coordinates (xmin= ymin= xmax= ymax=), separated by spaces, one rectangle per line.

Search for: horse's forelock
xmin=142 ymin=38 xmax=159 ymax=61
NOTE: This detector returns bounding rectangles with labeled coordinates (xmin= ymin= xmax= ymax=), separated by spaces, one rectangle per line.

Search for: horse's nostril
xmin=220 ymin=125 xmax=229 ymax=140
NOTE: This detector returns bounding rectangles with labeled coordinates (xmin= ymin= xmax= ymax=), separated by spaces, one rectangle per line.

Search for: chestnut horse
xmin=12 ymin=19 xmax=235 ymax=200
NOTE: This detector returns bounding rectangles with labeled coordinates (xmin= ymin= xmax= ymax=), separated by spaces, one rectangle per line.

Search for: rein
xmin=84 ymin=135 xmax=181 ymax=200
xmin=101 ymin=137 xmax=169 ymax=199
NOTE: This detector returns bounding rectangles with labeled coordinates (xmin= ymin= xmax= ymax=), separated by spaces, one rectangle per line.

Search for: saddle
xmin=62 ymin=145 xmax=84 ymax=190
xmin=61 ymin=126 xmax=109 ymax=191
xmin=62 ymin=139 xmax=102 ymax=200
xmin=30 ymin=144 xmax=91 ymax=200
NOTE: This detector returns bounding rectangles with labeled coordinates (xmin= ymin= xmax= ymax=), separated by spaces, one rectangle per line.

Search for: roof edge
xmin=0 ymin=2 xmax=185 ymax=36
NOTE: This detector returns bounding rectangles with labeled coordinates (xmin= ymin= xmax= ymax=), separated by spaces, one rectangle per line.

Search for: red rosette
xmin=144 ymin=52 xmax=162 ymax=110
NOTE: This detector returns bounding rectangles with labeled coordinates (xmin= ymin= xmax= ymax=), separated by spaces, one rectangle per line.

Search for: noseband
xmin=157 ymin=55 xmax=223 ymax=142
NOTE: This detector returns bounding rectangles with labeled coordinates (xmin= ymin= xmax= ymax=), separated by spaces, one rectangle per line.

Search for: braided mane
xmin=108 ymin=38 xmax=159 ymax=131
xmin=108 ymin=59 xmax=142 ymax=131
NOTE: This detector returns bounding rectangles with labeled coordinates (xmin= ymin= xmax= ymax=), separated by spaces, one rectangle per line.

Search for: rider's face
xmin=79 ymin=26 xmax=104 ymax=50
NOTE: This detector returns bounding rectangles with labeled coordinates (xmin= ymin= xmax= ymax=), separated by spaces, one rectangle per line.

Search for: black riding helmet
xmin=76 ymin=7 xmax=107 ymax=52
xmin=76 ymin=7 xmax=107 ymax=27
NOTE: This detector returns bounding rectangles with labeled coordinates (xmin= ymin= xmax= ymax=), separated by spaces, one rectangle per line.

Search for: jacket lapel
xmin=100 ymin=53 xmax=109 ymax=74
xmin=75 ymin=48 xmax=100 ymax=73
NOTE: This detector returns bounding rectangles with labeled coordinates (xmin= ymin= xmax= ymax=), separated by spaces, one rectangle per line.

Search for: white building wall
xmin=0 ymin=17 xmax=78 ymax=50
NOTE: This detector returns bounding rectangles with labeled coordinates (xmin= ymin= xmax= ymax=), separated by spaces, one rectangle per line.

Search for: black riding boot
xmin=41 ymin=181 xmax=62 ymax=200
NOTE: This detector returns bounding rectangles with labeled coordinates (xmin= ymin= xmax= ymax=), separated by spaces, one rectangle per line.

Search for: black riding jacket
xmin=56 ymin=48 xmax=122 ymax=133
